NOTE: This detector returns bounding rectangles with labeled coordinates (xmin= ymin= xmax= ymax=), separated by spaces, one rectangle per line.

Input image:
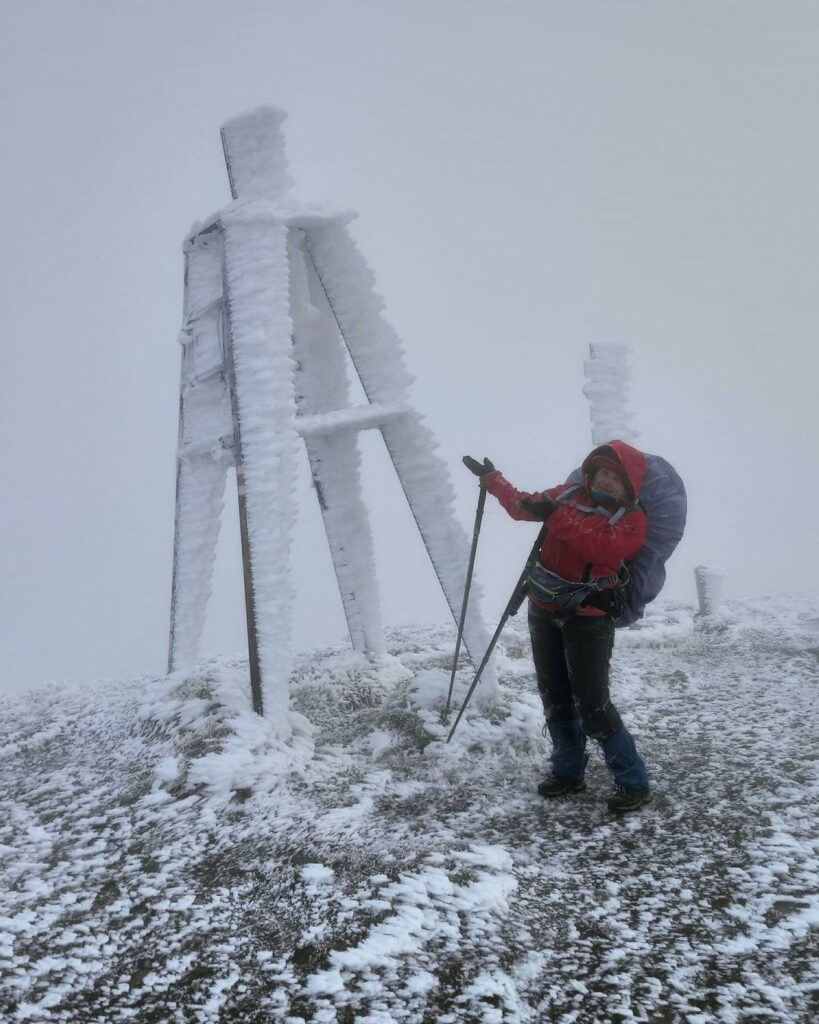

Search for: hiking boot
xmin=607 ymin=785 xmax=651 ymax=813
xmin=537 ymin=775 xmax=586 ymax=798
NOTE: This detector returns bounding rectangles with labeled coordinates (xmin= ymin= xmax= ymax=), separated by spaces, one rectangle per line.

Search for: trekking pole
xmin=445 ymin=480 xmax=488 ymax=718
xmin=446 ymin=525 xmax=547 ymax=743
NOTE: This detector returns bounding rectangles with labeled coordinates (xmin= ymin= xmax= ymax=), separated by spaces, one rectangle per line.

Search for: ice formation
xmin=306 ymin=220 xmax=497 ymax=698
xmin=695 ymin=564 xmax=727 ymax=615
xmin=220 ymin=208 xmax=301 ymax=727
xmin=168 ymin=106 xmax=497 ymax=723
xmin=576 ymin=342 xmax=687 ymax=626
xmin=289 ymin=229 xmax=384 ymax=658
xmin=168 ymin=228 xmax=233 ymax=672
xmin=583 ymin=342 xmax=640 ymax=446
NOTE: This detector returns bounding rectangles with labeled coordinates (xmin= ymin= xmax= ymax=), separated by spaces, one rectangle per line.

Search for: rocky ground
xmin=1 ymin=596 xmax=817 ymax=1022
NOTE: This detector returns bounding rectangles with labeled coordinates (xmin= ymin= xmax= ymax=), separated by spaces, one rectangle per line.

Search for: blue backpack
xmin=566 ymin=453 xmax=687 ymax=627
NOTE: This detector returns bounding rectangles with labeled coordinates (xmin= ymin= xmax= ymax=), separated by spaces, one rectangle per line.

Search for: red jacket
xmin=484 ymin=440 xmax=648 ymax=616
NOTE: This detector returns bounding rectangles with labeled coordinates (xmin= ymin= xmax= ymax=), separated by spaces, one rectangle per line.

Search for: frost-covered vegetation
xmin=2 ymin=598 xmax=818 ymax=1022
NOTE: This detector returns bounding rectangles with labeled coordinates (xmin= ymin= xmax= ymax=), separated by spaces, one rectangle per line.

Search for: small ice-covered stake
xmin=695 ymin=565 xmax=727 ymax=616
xmin=583 ymin=342 xmax=640 ymax=446
xmin=168 ymin=106 xmax=497 ymax=723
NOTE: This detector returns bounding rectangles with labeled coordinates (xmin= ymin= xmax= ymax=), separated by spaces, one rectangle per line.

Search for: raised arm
xmin=484 ymin=471 xmax=563 ymax=522
xmin=462 ymin=455 xmax=562 ymax=522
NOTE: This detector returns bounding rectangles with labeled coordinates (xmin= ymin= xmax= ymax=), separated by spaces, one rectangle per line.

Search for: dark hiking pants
xmin=528 ymin=602 xmax=648 ymax=789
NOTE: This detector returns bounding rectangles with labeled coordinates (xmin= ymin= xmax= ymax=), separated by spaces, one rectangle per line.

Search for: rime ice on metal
xmin=583 ymin=343 xmax=640 ymax=446
xmin=168 ymin=227 xmax=233 ymax=673
xmin=305 ymin=223 xmax=497 ymax=697
xmin=168 ymin=106 xmax=497 ymax=723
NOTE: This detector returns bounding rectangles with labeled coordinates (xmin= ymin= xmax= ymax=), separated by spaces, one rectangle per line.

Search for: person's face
xmin=592 ymin=466 xmax=628 ymax=502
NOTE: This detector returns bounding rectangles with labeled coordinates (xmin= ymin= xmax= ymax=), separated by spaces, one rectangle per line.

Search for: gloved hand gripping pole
xmin=445 ymin=480 xmax=488 ymax=717
xmin=446 ymin=525 xmax=547 ymax=744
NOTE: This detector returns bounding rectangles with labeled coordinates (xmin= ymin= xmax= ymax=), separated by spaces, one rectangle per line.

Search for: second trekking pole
xmin=445 ymin=480 xmax=488 ymax=717
xmin=447 ymin=525 xmax=547 ymax=744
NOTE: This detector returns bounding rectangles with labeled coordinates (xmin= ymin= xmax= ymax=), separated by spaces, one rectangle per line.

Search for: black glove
xmin=515 ymin=496 xmax=558 ymax=520
xmin=583 ymin=586 xmax=628 ymax=620
xmin=463 ymin=455 xmax=495 ymax=478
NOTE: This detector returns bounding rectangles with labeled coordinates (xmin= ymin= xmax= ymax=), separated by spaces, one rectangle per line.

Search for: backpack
xmin=566 ymin=453 xmax=687 ymax=627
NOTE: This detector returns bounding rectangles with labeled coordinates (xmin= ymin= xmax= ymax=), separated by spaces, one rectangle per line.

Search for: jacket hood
xmin=581 ymin=440 xmax=647 ymax=504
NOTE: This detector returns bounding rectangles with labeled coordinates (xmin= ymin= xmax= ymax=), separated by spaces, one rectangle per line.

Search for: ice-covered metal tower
xmin=168 ymin=107 xmax=496 ymax=721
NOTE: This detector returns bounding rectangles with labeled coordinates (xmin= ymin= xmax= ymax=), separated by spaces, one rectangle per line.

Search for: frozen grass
xmin=1 ymin=597 xmax=818 ymax=1022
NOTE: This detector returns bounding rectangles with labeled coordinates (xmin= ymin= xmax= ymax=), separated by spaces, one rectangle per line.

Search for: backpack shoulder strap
xmin=555 ymin=483 xmax=634 ymax=524
xmin=555 ymin=484 xmax=582 ymax=505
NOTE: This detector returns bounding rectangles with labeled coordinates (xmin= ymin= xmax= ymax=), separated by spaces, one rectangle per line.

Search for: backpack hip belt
xmin=527 ymin=561 xmax=629 ymax=611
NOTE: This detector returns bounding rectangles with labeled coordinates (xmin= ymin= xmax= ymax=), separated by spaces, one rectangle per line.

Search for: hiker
xmin=463 ymin=440 xmax=651 ymax=812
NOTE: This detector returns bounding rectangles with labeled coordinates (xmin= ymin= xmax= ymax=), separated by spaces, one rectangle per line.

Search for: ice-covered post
xmin=168 ymin=225 xmax=233 ymax=679
xmin=219 ymin=113 xmax=302 ymax=723
xmin=583 ymin=343 xmax=639 ymax=446
xmin=303 ymin=222 xmax=499 ymax=699
xmin=695 ymin=565 xmax=727 ymax=616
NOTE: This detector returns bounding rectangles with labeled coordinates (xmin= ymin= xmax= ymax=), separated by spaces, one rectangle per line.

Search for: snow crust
xmin=2 ymin=596 xmax=818 ymax=1021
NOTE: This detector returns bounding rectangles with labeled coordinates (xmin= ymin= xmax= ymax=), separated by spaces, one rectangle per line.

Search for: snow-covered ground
xmin=2 ymin=597 xmax=818 ymax=1023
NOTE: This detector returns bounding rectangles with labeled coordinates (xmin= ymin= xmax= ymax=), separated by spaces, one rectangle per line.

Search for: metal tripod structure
xmin=167 ymin=107 xmax=495 ymax=720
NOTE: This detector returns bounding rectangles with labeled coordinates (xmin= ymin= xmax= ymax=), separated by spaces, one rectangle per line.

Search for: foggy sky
xmin=2 ymin=0 xmax=818 ymax=694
